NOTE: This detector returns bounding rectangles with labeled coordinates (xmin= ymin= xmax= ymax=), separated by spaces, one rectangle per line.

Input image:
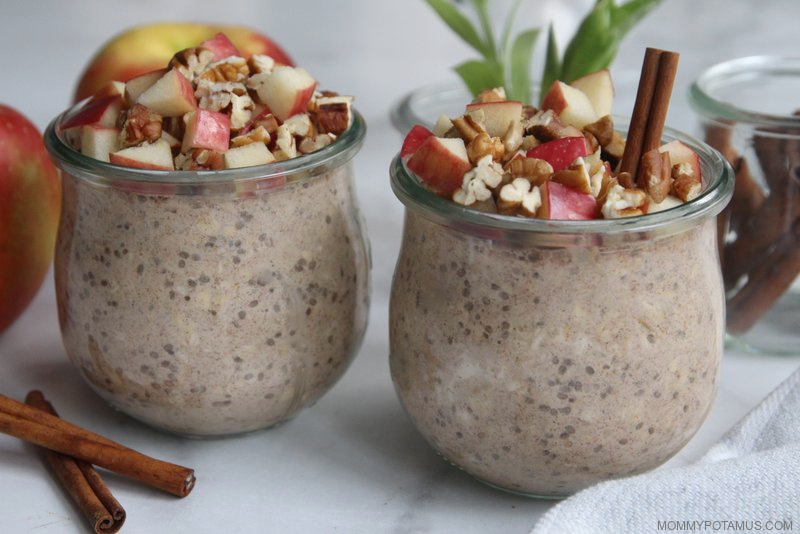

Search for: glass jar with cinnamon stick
xmin=691 ymin=56 xmax=800 ymax=355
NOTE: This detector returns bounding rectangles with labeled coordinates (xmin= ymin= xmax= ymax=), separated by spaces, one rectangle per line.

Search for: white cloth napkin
xmin=532 ymin=367 xmax=800 ymax=534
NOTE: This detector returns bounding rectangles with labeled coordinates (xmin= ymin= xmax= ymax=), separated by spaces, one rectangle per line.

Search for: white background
xmin=1 ymin=1 xmax=798 ymax=532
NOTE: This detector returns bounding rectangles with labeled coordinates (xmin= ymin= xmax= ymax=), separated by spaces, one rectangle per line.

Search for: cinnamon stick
xmin=620 ymin=48 xmax=680 ymax=185
xmin=25 ymin=391 xmax=125 ymax=534
xmin=0 ymin=393 xmax=195 ymax=498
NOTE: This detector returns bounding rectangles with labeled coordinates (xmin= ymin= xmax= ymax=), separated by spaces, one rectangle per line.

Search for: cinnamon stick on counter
xmin=619 ymin=48 xmax=680 ymax=185
xmin=0 ymin=392 xmax=195 ymax=498
xmin=25 ymin=391 xmax=125 ymax=534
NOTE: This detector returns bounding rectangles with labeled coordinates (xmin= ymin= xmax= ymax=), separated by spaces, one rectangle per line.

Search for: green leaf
xmin=539 ymin=23 xmax=561 ymax=105
xmin=500 ymin=0 xmax=525 ymax=59
xmin=454 ymin=58 xmax=505 ymax=97
xmin=508 ymin=27 xmax=540 ymax=103
xmin=425 ymin=0 xmax=491 ymax=57
xmin=560 ymin=0 xmax=662 ymax=82
xmin=470 ymin=0 xmax=498 ymax=59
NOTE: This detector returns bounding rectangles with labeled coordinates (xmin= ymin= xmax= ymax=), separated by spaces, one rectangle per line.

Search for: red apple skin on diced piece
xmin=406 ymin=136 xmax=471 ymax=197
xmin=135 ymin=68 xmax=197 ymax=117
xmin=401 ymin=125 xmax=433 ymax=158
xmin=569 ymin=69 xmax=614 ymax=118
xmin=87 ymin=81 xmax=126 ymax=103
xmin=540 ymin=80 xmax=599 ymax=129
xmin=526 ymin=137 xmax=590 ymax=173
xmin=465 ymin=100 xmax=523 ymax=138
xmin=658 ymin=140 xmax=702 ymax=181
xmin=538 ymin=181 xmax=598 ymax=220
xmin=257 ymin=66 xmax=317 ymax=122
xmin=199 ymin=32 xmax=241 ymax=61
xmin=182 ymin=109 xmax=231 ymax=153
xmin=109 ymin=139 xmax=175 ymax=170
xmin=61 ymin=95 xmax=123 ymax=130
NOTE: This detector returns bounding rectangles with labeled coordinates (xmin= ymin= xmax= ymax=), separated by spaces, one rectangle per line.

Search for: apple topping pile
xmin=400 ymin=70 xmax=703 ymax=220
xmin=61 ymin=33 xmax=353 ymax=171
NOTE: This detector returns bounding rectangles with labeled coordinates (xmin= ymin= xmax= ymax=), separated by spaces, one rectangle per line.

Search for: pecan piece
xmin=506 ymin=157 xmax=553 ymax=186
xmin=640 ymin=148 xmax=673 ymax=203
xmin=118 ymin=104 xmax=163 ymax=148
xmin=169 ymin=47 xmax=215 ymax=82
xmin=313 ymin=96 xmax=353 ymax=135
xmin=466 ymin=132 xmax=505 ymax=165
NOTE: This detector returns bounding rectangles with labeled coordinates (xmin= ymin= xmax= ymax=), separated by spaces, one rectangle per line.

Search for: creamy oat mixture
xmin=389 ymin=213 xmax=723 ymax=496
xmin=56 ymin=165 xmax=369 ymax=436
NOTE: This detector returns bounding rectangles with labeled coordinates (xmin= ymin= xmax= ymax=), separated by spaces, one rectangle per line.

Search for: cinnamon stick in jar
xmin=25 ymin=391 xmax=125 ymax=534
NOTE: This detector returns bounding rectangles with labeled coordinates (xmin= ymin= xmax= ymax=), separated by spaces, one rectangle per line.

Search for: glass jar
xmin=690 ymin=56 xmax=800 ymax=355
xmin=44 ymin=109 xmax=369 ymax=438
xmin=388 ymin=122 xmax=733 ymax=497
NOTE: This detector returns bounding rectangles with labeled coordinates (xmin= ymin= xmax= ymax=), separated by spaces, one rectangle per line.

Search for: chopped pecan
xmin=299 ymin=133 xmax=335 ymax=154
xmin=273 ymin=125 xmax=297 ymax=160
xmin=671 ymin=163 xmax=702 ymax=201
xmin=506 ymin=157 xmax=553 ymax=186
xmin=313 ymin=96 xmax=352 ymax=135
xmin=601 ymin=183 xmax=647 ymax=218
xmin=452 ymin=114 xmax=486 ymax=143
xmin=583 ymin=115 xmax=614 ymax=146
xmin=198 ymin=57 xmax=250 ymax=83
xmin=231 ymin=125 xmax=271 ymax=148
xmin=175 ymin=148 xmax=224 ymax=170
xmin=452 ymin=155 xmax=504 ymax=206
xmin=497 ymin=177 xmax=542 ymax=217
xmin=466 ymin=132 xmax=505 ymax=165
xmin=118 ymin=104 xmax=163 ymax=148
xmin=551 ymin=158 xmax=592 ymax=194
xmin=602 ymin=130 xmax=626 ymax=163
xmin=169 ymin=47 xmax=215 ymax=82
xmin=640 ymin=148 xmax=673 ymax=203
xmin=247 ymin=54 xmax=275 ymax=74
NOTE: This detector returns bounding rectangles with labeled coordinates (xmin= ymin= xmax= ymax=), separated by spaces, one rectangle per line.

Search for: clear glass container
xmin=44 ymin=108 xmax=370 ymax=438
xmin=389 ymin=121 xmax=733 ymax=497
xmin=690 ymin=55 xmax=800 ymax=355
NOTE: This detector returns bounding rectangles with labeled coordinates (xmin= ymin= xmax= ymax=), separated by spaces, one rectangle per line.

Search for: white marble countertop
xmin=1 ymin=1 xmax=798 ymax=532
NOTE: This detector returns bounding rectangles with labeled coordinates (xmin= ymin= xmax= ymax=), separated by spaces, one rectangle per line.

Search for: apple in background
xmin=182 ymin=109 xmax=231 ymax=153
xmin=569 ymin=69 xmax=614 ymax=118
xmin=256 ymin=66 xmax=317 ymax=122
xmin=109 ymin=139 xmax=175 ymax=170
xmin=465 ymin=100 xmax=523 ymax=138
xmin=406 ymin=136 xmax=472 ymax=197
xmin=540 ymin=81 xmax=599 ymax=129
xmin=135 ymin=68 xmax=196 ymax=117
xmin=526 ymin=136 xmax=590 ymax=172
xmin=538 ymin=181 xmax=597 ymax=220
xmin=74 ymin=22 xmax=294 ymax=103
xmin=0 ymin=104 xmax=61 ymax=334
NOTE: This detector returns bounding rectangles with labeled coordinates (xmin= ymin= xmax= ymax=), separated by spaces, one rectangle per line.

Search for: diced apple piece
xmin=658 ymin=140 xmax=702 ymax=182
xmin=432 ymin=114 xmax=454 ymax=137
xmin=541 ymin=81 xmax=599 ymax=129
xmin=526 ymin=136 xmax=590 ymax=173
xmin=569 ymin=69 xmax=614 ymax=118
xmin=538 ymin=181 xmax=598 ymax=220
xmin=401 ymin=125 xmax=433 ymax=158
xmin=465 ymin=100 xmax=523 ymax=138
xmin=110 ymin=139 xmax=175 ymax=170
xmin=88 ymin=81 xmax=126 ymax=103
xmin=136 ymin=68 xmax=197 ymax=117
xmin=61 ymin=95 xmax=123 ymax=129
xmin=647 ymin=194 xmax=683 ymax=213
xmin=256 ymin=66 xmax=317 ymax=122
xmin=124 ymin=68 xmax=167 ymax=105
xmin=199 ymin=32 xmax=241 ymax=61
xmin=80 ymin=124 xmax=119 ymax=162
xmin=224 ymin=142 xmax=276 ymax=169
xmin=406 ymin=136 xmax=472 ymax=197
xmin=182 ymin=109 xmax=231 ymax=153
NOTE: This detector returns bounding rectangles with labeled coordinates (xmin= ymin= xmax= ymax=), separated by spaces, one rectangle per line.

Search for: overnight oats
xmin=389 ymin=53 xmax=733 ymax=496
xmin=44 ymin=33 xmax=369 ymax=437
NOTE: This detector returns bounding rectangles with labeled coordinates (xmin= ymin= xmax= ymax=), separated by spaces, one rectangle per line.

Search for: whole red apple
xmin=0 ymin=105 xmax=61 ymax=333
xmin=74 ymin=22 xmax=294 ymax=103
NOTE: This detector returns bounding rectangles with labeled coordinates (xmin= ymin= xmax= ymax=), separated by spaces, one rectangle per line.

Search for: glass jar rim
xmin=390 ymin=118 xmax=733 ymax=243
xmin=689 ymin=55 xmax=800 ymax=129
xmin=44 ymin=106 xmax=366 ymax=187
